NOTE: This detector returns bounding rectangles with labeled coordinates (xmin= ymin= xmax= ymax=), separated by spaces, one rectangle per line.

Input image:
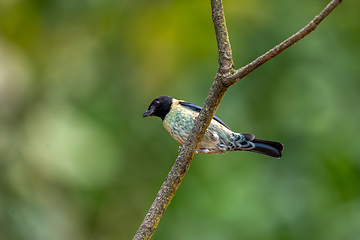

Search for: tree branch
xmin=211 ymin=0 xmax=234 ymax=74
xmin=223 ymin=0 xmax=343 ymax=86
xmin=133 ymin=0 xmax=342 ymax=239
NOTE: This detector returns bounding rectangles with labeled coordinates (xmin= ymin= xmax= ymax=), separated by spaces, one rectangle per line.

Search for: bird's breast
xmin=163 ymin=107 xmax=196 ymax=144
xmin=162 ymin=104 xmax=234 ymax=154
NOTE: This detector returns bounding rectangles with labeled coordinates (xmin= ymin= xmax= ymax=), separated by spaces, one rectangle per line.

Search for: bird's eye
xmin=154 ymin=100 xmax=160 ymax=106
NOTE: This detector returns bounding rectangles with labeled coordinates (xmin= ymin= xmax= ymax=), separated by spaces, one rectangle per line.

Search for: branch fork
xmin=133 ymin=0 xmax=342 ymax=239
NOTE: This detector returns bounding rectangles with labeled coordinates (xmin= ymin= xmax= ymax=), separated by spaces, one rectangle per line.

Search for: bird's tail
xmin=248 ymin=138 xmax=283 ymax=158
xmin=231 ymin=133 xmax=283 ymax=159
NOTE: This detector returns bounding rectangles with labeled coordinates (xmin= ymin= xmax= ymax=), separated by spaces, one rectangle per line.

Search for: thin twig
xmin=133 ymin=0 xmax=342 ymax=239
xmin=223 ymin=0 xmax=343 ymax=86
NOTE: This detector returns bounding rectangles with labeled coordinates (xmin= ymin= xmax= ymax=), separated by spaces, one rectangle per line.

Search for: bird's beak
xmin=143 ymin=109 xmax=153 ymax=117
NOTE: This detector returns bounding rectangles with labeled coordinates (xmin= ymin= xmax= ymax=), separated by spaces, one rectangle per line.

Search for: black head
xmin=143 ymin=96 xmax=173 ymax=120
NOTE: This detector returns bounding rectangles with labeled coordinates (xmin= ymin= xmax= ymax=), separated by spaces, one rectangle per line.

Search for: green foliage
xmin=0 ymin=0 xmax=359 ymax=239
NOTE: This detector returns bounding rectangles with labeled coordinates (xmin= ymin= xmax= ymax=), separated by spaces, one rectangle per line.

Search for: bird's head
xmin=143 ymin=96 xmax=173 ymax=120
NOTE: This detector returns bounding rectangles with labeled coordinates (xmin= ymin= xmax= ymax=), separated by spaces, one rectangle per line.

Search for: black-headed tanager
xmin=143 ymin=96 xmax=283 ymax=158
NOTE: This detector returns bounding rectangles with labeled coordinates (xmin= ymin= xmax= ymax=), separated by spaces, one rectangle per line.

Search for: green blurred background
xmin=1 ymin=0 xmax=359 ymax=239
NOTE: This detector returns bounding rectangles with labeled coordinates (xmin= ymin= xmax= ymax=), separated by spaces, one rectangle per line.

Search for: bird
xmin=143 ymin=96 xmax=283 ymax=158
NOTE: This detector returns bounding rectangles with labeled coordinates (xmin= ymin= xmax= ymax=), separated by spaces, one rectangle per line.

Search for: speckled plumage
xmin=163 ymin=98 xmax=242 ymax=153
xmin=143 ymin=96 xmax=283 ymax=158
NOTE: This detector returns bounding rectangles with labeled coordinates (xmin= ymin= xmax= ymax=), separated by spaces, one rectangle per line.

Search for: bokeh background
xmin=1 ymin=0 xmax=359 ymax=239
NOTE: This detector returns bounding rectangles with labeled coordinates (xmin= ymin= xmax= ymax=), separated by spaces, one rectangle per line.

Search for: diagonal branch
xmin=133 ymin=0 xmax=342 ymax=239
xmin=223 ymin=0 xmax=343 ymax=86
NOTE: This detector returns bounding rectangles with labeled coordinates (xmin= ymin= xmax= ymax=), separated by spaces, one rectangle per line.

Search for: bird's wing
xmin=179 ymin=101 xmax=231 ymax=130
